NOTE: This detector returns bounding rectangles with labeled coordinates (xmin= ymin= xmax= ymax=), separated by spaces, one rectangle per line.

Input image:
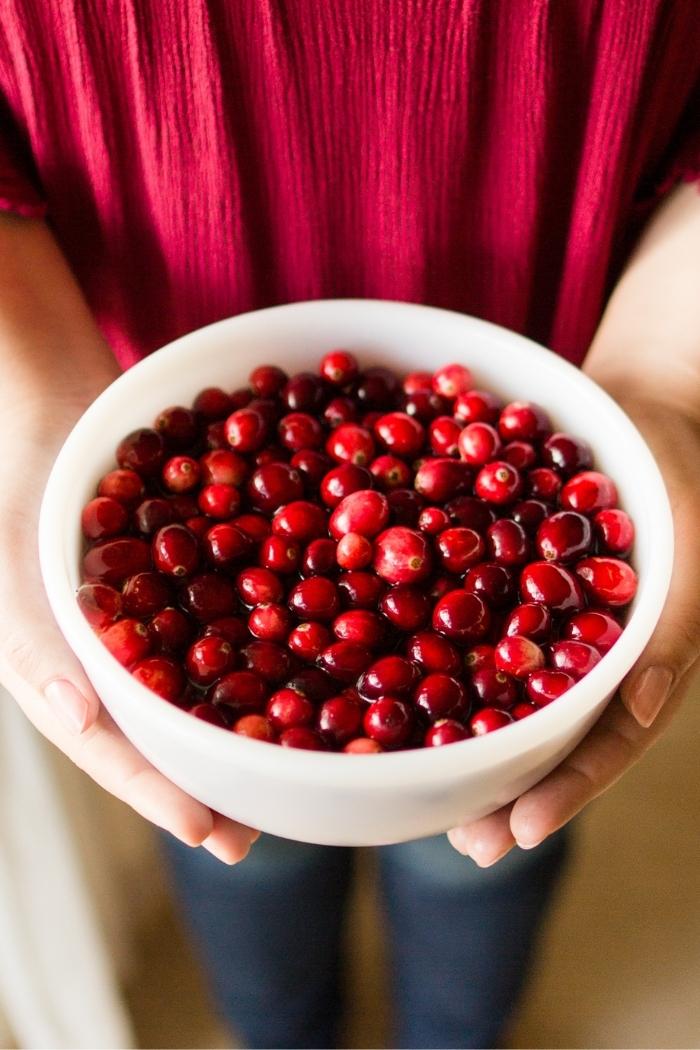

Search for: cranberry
xmin=271 ymin=501 xmax=326 ymax=543
xmin=116 ymin=428 xmax=166 ymax=477
xmin=429 ymin=416 xmax=461 ymax=457
xmin=511 ymin=702 xmax=538 ymax=720
xmin=560 ymin=471 xmax=618 ymax=514
xmin=236 ymin=567 xmax=283 ymax=607
xmin=132 ymin=656 xmax=185 ymax=702
xmin=320 ymin=463 xmax=374 ymax=507
xmin=486 ymin=519 xmax=529 ymax=566
xmin=285 ymin=667 xmax=336 ymax=703
xmin=329 ymin=489 xmax=389 ymax=538
xmin=278 ymin=727 xmax=325 ymax=749
xmin=336 ymin=532 xmax=373 ymax=570
xmin=200 ymin=523 xmax=249 ymax=569
xmin=406 ymin=631 xmax=461 ymax=676
xmin=149 ymin=607 xmax=194 ymax=653
xmin=520 ymin=561 xmax=585 ymax=614
xmin=471 ymin=668 xmax=519 ymax=709
xmin=374 ymin=412 xmax=425 ymax=457
xmin=526 ymin=669 xmax=576 ymax=707
xmin=291 ymin=449 xmax=332 ymax=488
xmin=250 ymin=364 xmax=288 ymax=398
xmin=445 ymin=496 xmax=496 ymax=533
xmin=337 ymin=572 xmax=386 ymax=609
xmin=469 ymin=707 xmax=513 ymax=735
xmin=133 ymin=498 xmax=175 ymax=535
xmin=100 ymin=618 xmax=152 ymax=667
xmin=498 ymin=402 xmax=551 ymax=442
xmin=248 ymin=603 xmax=293 ymax=643
xmin=332 ymin=609 xmax=384 ymax=648
xmin=83 ymin=537 xmax=151 ymax=586
xmin=319 ymin=350 xmax=359 ymax=386
xmin=185 ymin=636 xmax=235 ymax=686
xmin=357 ymin=655 xmax=418 ymax=699
xmin=414 ymin=458 xmax=472 ymax=502
xmin=464 ymin=563 xmax=516 ymax=608
xmin=453 ymin=389 xmax=502 ymax=424
xmin=81 ymin=497 xmax=128 ymax=541
xmin=77 ymin=582 xmax=122 ymax=630
xmin=210 ymin=670 xmax=267 ymax=717
xmin=223 ymin=407 xmax=267 ymax=452
xmin=536 ymin=511 xmax=592 ymax=562
xmin=387 ymin=488 xmax=426 ymax=527
xmin=354 ymin=367 xmax=400 ymax=409
xmin=432 ymin=363 xmax=473 ymax=399
xmin=563 ymin=610 xmax=623 ymax=654
xmin=402 ymin=390 xmax=448 ymax=424
xmin=122 ymin=572 xmax=172 ymax=618
xmin=281 ymin=372 xmax=327 ymax=413
xmin=369 ymin=454 xmax=412 ymax=490
xmin=162 ymin=455 xmax=201 ymax=494
xmin=527 ymin=468 xmax=562 ymax=502
xmin=278 ymin=412 xmax=323 ymax=451
xmin=503 ymin=441 xmax=538 ymax=470
xmin=169 ymin=494 xmax=201 ymax=522
xmin=364 ymin=697 xmax=413 ymax=748
xmin=594 ymin=509 xmax=635 ymax=556
xmin=511 ymin=499 xmax=551 ymax=534
xmin=324 ymin=396 xmax=358 ymax=428
xmin=318 ymin=641 xmax=373 ymax=683
xmin=151 ymin=524 xmax=199 ymax=578
xmin=418 ymin=507 xmax=451 ymax=535
xmin=288 ymin=621 xmax=332 ymax=662
xmin=403 ymin=371 xmax=433 ymax=394
xmin=494 ymin=635 xmax=545 ymax=679
xmin=241 ymin=641 xmax=292 ymax=683
xmin=317 ymin=695 xmax=363 ymax=745
xmin=464 ymin=644 xmax=495 ymax=672
xmin=424 ymin=719 xmax=470 ymax=746
xmin=204 ymin=616 xmax=248 ymax=647
xmin=257 ymin=536 xmax=299 ymax=575
xmin=575 ymin=556 xmax=638 ymax=606
xmin=326 ymin=423 xmax=375 ymax=466
xmin=182 ymin=573 xmax=236 ymax=622
xmin=300 ymin=538 xmax=338 ymax=576
xmin=288 ymin=577 xmax=340 ymax=621
xmin=432 ymin=590 xmax=490 ymax=644
xmin=189 ymin=703 xmax=229 ymax=728
xmin=542 ymin=433 xmax=593 ymax=476
xmin=233 ymin=714 xmax=276 ymax=741
xmin=373 ymin=526 xmax=432 ymax=585
xmin=197 ymin=483 xmax=241 ymax=520
xmin=343 ymin=737 xmax=384 ymax=753
xmin=154 ymin=405 xmax=198 ymax=449
xmin=204 ymin=421 xmax=229 ymax=450
xmin=193 ymin=387 xmax=235 ymax=421
xmin=232 ymin=513 xmax=273 ymax=542
xmin=458 ymin=422 xmax=502 ymax=466
xmin=254 ymin=444 xmax=289 ymax=467
xmin=379 ymin=585 xmax=430 ymax=632
xmin=97 ymin=469 xmax=145 ymax=506
xmin=436 ymin=527 xmax=485 ymax=574
xmin=549 ymin=640 xmax=601 ymax=679
xmin=504 ymin=603 xmax=552 ymax=642
xmin=266 ymin=688 xmax=314 ymax=731
xmin=475 ymin=461 xmax=523 ymax=505
xmin=413 ymin=673 xmax=469 ymax=722
xmin=247 ymin=462 xmax=304 ymax=513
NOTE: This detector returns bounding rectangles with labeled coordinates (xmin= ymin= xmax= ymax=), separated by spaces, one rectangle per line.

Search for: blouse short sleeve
xmin=0 ymin=101 xmax=46 ymax=218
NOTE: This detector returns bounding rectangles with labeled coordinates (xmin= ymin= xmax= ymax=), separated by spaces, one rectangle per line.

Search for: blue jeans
xmin=162 ymin=829 xmax=569 ymax=1049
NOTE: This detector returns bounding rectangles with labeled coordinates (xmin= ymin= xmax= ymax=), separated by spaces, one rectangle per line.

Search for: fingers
xmin=202 ymin=812 xmax=261 ymax=864
xmin=447 ymin=805 xmax=515 ymax=866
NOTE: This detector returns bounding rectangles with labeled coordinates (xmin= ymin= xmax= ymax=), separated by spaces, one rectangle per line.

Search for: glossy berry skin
xmin=288 ymin=577 xmax=340 ymax=621
xmin=248 ymin=603 xmax=293 ymax=643
xmin=336 ymin=532 xmax=373 ymax=570
xmin=203 ymin=616 xmax=248 ymax=647
xmin=300 ymin=538 xmax=338 ymax=576
xmin=373 ymin=527 xmax=433 ymax=585
xmin=494 ymin=635 xmax=545 ymax=679
xmin=329 ymin=489 xmax=390 ymax=539
xmin=436 ymin=527 xmax=485 ymax=574
xmin=503 ymin=441 xmax=537 ymax=470
xmin=387 ymin=489 xmax=425 ymax=527
xmin=204 ymin=523 xmax=252 ymax=568
xmin=527 ymin=468 xmax=562 ymax=502
xmin=258 ymin=535 xmax=301 ymax=575
xmin=357 ymin=655 xmax=419 ymax=699
xmin=497 ymin=401 xmax=550 ymax=442
xmin=470 ymin=668 xmax=519 ymax=709
xmin=232 ymin=513 xmax=272 ymax=542
xmin=97 ymin=468 xmax=145 ymax=506
xmin=374 ymin=412 xmax=425 ymax=457
xmin=266 ymin=689 xmax=314 ymax=732
xmin=453 ymin=389 xmax=502 ymax=424
xmin=182 ymin=573 xmax=236 ymax=622
xmin=464 ymin=644 xmax=496 ymax=673
xmin=418 ymin=506 xmax=451 ymax=535
xmin=369 ymin=455 xmax=412 ymax=491
xmin=272 ymin=501 xmax=327 ymax=542
xmin=326 ymin=424 xmax=375 ymax=466
xmin=317 ymin=696 xmax=363 ymax=745
xmin=116 ymin=428 xmax=166 ymax=477
xmin=320 ymin=349 xmax=359 ymax=386
xmin=424 ymin=720 xmax=470 ymax=746
xmin=318 ymin=641 xmax=374 ymax=683
xmin=401 ymin=390 xmax=447 ymax=423
xmin=241 ymin=641 xmax=292 ymax=684
xmin=281 ymin=372 xmax=327 ymax=413
xmin=197 ymin=483 xmax=241 ymax=520
xmin=131 ymin=657 xmax=185 ymax=702
xmin=563 ymin=610 xmax=623 ymax=654
xmin=210 ymin=671 xmax=268 ymax=718
xmin=149 ymin=607 xmax=194 ymax=653
xmin=432 ymin=590 xmax=491 ymax=644
xmin=249 ymin=364 xmax=288 ymax=398
xmin=185 ymin=636 xmax=235 ymax=686
xmin=575 ymin=556 xmax=638 ymax=606
xmin=526 ymin=670 xmax=576 ymax=707
xmin=122 ymin=572 xmax=172 ymax=619
xmin=504 ymin=603 xmax=553 ymax=642
xmin=190 ymin=703 xmax=230 ymax=728
xmin=162 ymin=455 xmax=201 ymax=494
xmin=520 ymin=561 xmax=585 ymax=614
xmin=429 ymin=416 xmax=461 ymax=457
xmin=224 ymin=407 xmax=268 ymax=452
xmin=458 ymin=422 xmax=502 ymax=466
xmin=414 ymin=458 xmax=471 ymax=502
xmin=247 ymin=462 xmax=304 ymax=513
xmin=469 ymin=707 xmax=513 ymax=735
xmin=100 ymin=618 xmax=152 ymax=667
xmin=464 ymin=563 xmax=516 ymax=609
xmin=193 ymin=387 xmax=235 ymax=421
xmin=594 ymin=509 xmax=635 ymax=556
xmin=285 ymin=667 xmax=337 ymax=703
xmin=280 ymin=727 xmax=327 ymax=750
xmin=287 ymin=621 xmax=332 ymax=662
xmin=475 ymin=461 xmax=523 ymax=505
xmin=486 ymin=519 xmax=529 ymax=566
xmin=81 ymin=497 xmax=128 ymax=541
xmin=536 ymin=511 xmax=592 ymax=563
xmin=83 ymin=537 xmax=152 ymax=586
xmin=77 ymin=582 xmax=122 ymax=631
xmin=406 ymin=631 xmax=461 ymax=676
xmin=560 ymin=471 xmax=618 ymax=514
xmin=364 ymin=698 xmax=414 ymax=748
xmin=233 ymin=714 xmax=276 ymax=741
xmin=320 ymin=464 xmax=373 ymax=507
xmin=432 ymin=363 xmax=473 ymax=399
xmin=445 ymin=496 xmax=496 ymax=533
xmin=402 ymin=371 xmax=433 ymax=395
xmin=325 ymin=397 xmax=358 ymax=428
xmin=332 ymin=609 xmax=385 ymax=648
xmin=511 ymin=702 xmax=538 ymax=720
xmin=542 ymin=433 xmax=593 ymax=476
xmin=413 ymin=673 xmax=469 ymax=722
xmin=549 ymin=640 xmax=601 ymax=679
xmin=236 ymin=567 xmax=284 ymax=606
xmin=154 ymin=405 xmax=198 ymax=449
xmin=337 ymin=572 xmax=386 ymax=610
xmin=379 ymin=585 xmax=430 ymax=632
xmin=133 ymin=498 xmax=175 ymax=535
xmin=511 ymin=499 xmax=551 ymax=534
xmin=278 ymin=412 xmax=323 ymax=451
xmin=291 ymin=449 xmax=332 ymax=488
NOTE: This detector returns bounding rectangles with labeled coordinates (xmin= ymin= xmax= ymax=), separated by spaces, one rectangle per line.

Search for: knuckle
xmin=0 ymin=632 xmax=40 ymax=686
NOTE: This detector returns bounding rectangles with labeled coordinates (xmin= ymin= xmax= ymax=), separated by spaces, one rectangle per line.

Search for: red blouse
xmin=1 ymin=1 xmax=699 ymax=369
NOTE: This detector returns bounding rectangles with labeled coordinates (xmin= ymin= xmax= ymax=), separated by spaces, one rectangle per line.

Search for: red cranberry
xmin=83 ymin=537 xmax=151 ymax=586
xmin=248 ymin=603 xmax=293 ymax=643
xmin=436 ymin=527 xmax=485 ymax=574
xmin=224 ymin=406 xmax=268 ymax=453
xmin=511 ymin=499 xmax=551 ymax=534
xmin=281 ymin=372 xmax=327 ymax=412
xmin=560 ymin=471 xmax=618 ymax=514
xmin=162 ymin=455 xmax=201 ymax=494
xmin=471 ymin=668 xmax=519 ymax=709
xmin=133 ymin=498 xmax=175 ymax=536
xmin=291 ymin=449 xmax=332 ymax=488
xmin=402 ymin=390 xmax=448 ymax=424
xmin=429 ymin=416 xmax=461 ymax=457
xmin=458 ymin=422 xmax=502 ymax=466
xmin=197 ymin=483 xmax=241 ymax=520
xmin=414 ymin=458 xmax=472 ymax=502
xmin=520 ymin=561 xmax=585 ymax=614
xmin=247 ymin=462 xmax=304 ymax=513
xmin=432 ymin=590 xmax=490 ymax=644
xmin=475 ymin=461 xmax=523 ymax=505
xmin=254 ymin=444 xmax=289 ymax=467
xmin=320 ymin=463 xmax=374 ymax=507
xmin=236 ymin=567 xmax=284 ymax=607
xmin=417 ymin=508 xmax=449 ymax=537
xmin=287 ymin=621 xmax=332 ymax=662
xmin=498 ymin=402 xmax=551 ymax=442
xmin=193 ymin=387 xmax=235 ymax=421
xmin=536 ymin=511 xmax=592 ymax=562
xmin=374 ymin=412 xmax=425 ymax=457
xmin=317 ymin=695 xmax=363 ymax=745
xmin=258 ymin=536 xmax=300 ymax=574
xmin=343 ymin=737 xmax=384 ymax=753
xmin=594 ymin=509 xmax=635 ymax=556
xmin=445 ymin=496 xmax=496 ymax=533
xmin=329 ymin=489 xmax=389 ymax=539
xmin=241 ymin=641 xmax=292 ymax=683
xmin=563 ymin=610 xmax=623 ymax=654
xmin=512 ymin=701 xmax=538 ymax=720
xmin=355 ymin=367 xmax=400 ymax=409
xmin=210 ymin=670 xmax=268 ymax=717
xmin=154 ymin=405 xmax=198 ymax=449
xmin=279 ymin=727 xmax=327 ymax=749
xmin=373 ymin=526 xmax=432 ymax=585
xmin=266 ymin=688 xmax=314 ymax=731
xmin=122 ymin=572 xmax=172 ymax=618
xmin=202 ymin=523 xmax=252 ymax=569
xmin=379 ymin=585 xmax=430 ymax=632
xmin=406 ymin=631 xmax=461 ymax=676
xmin=326 ymin=424 xmax=375 ymax=467
xmin=364 ymin=697 xmax=414 ymax=748
xmin=494 ymin=635 xmax=545 ymax=679
xmin=336 ymin=532 xmax=373 ymax=570
xmin=549 ymin=640 xmax=601 ymax=679
xmin=278 ymin=412 xmax=323 ymax=451
xmin=504 ymin=603 xmax=553 ymax=642
xmin=116 ymin=428 xmax=166 ymax=477
xmin=403 ymin=371 xmax=433 ymax=394
xmin=527 ymin=467 xmax=562 ymax=502
xmin=387 ymin=488 xmax=426 ymax=527
xmin=369 ymin=454 xmax=412 ymax=491
xmin=81 ymin=497 xmax=128 ymax=541
xmin=97 ymin=469 xmax=145 ymax=506
xmin=285 ymin=667 xmax=336 ymax=703
xmin=332 ymin=609 xmax=384 ymax=648
xmin=149 ymin=607 xmax=194 ymax=653
xmin=233 ymin=513 xmax=273 ymax=542
xmin=233 ymin=714 xmax=276 ymax=741
xmin=272 ymin=501 xmax=327 ymax=543
xmin=526 ymin=669 xmax=576 ymax=707
xmin=100 ymin=618 xmax=152 ymax=667
xmin=424 ymin=719 xmax=470 ymax=746
xmin=288 ymin=577 xmax=340 ymax=621
xmin=190 ymin=703 xmax=230 ymax=728
xmin=185 ymin=635 xmax=235 ymax=686
xmin=503 ymin=441 xmax=538 ymax=470
xmin=249 ymin=364 xmax=288 ymax=398
xmin=542 ymin=433 xmax=593 ymax=476
xmin=453 ymin=389 xmax=502 ymax=424
xmin=182 ymin=573 xmax=236 ymax=621
xmin=575 ymin=556 xmax=638 ymax=606
xmin=132 ymin=656 xmax=185 ymax=702
xmin=337 ymin=572 xmax=386 ymax=609
xmin=486 ymin=519 xmax=529 ymax=566
xmin=432 ymin=363 xmax=473 ymax=399
xmin=300 ymin=538 xmax=338 ymax=576
xmin=204 ymin=421 xmax=229 ymax=450
xmin=150 ymin=524 xmax=199 ymax=578
xmin=413 ymin=673 xmax=469 ymax=722
xmin=169 ymin=494 xmax=200 ymax=522
xmin=318 ymin=641 xmax=373 ymax=683
xmin=469 ymin=707 xmax=513 ymax=735
xmin=320 ymin=350 xmax=359 ymax=386
xmin=464 ymin=644 xmax=495 ymax=672
xmin=357 ymin=655 xmax=419 ymax=699
xmin=464 ymin=563 xmax=516 ymax=608
xmin=324 ymin=396 xmax=358 ymax=428
xmin=203 ymin=616 xmax=248 ymax=647
xmin=77 ymin=582 xmax=122 ymax=630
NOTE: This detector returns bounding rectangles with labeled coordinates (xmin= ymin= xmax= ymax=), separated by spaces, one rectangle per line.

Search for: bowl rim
xmin=39 ymin=299 xmax=675 ymax=789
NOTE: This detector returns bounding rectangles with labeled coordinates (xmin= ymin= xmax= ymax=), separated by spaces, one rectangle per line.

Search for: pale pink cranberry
xmin=233 ymin=714 xmax=276 ymax=741
xmin=343 ymin=737 xmax=384 ymax=754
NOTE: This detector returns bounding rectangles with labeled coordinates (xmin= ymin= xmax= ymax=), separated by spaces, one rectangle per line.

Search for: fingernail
xmin=44 ymin=679 xmax=89 ymax=734
xmin=515 ymin=834 xmax=543 ymax=850
xmin=471 ymin=839 xmax=514 ymax=867
xmin=630 ymin=665 xmax=674 ymax=727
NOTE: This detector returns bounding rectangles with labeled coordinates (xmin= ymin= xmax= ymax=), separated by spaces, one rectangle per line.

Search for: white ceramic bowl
xmin=39 ymin=300 xmax=673 ymax=846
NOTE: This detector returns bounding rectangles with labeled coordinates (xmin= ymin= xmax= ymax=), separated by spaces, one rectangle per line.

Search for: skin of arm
xmin=0 ymin=213 xmax=257 ymax=863
xmin=448 ymin=181 xmax=700 ymax=864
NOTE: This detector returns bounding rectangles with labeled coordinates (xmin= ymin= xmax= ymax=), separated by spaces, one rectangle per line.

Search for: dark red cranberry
xmin=169 ymin=494 xmax=201 ymax=522
xmin=193 ymin=387 xmax=235 ymax=421
xmin=511 ymin=499 xmax=551 ymax=534
xmin=188 ymin=703 xmax=229 ymax=728
xmin=318 ymin=641 xmax=373 ymax=683
xmin=494 ymin=635 xmax=545 ymax=679
xmin=469 ymin=707 xmax=513 ymax=735
xmin=343 ymin=737 xmax=384 ymax=753
xmin=233 ymin=714 xmax=276 ymax=741
xmin=363 ymin=698 xmax=413 ymax=748
xmin=133 ymin=498 xmax=175 ymax=536
xmin=503 ymin=441 xmax=538 ymax=470
xmin=357 ymin=655 xmax=419 ymax=699
xmin=369 ymin=454 xmax=412 ymax=491
xmin=202 ymin=523 xmax=252 ymax=568
xmin=241 ymin=641 xmax=292 ymax=683
xmin=504 ymin=603 xmax=553 ymax=642
xmin=300 ymin=538 xmax=338 ymax=576
xmin=563 ymin=610 xmax=623 ymax=654
xmin=458 ymin=422 xmax=502 ymax=466
xmin=132 ymin=656 xmax=185 ymax=701
xmin=413 ymin=673 xmax=469 ymax=722
xmin=453 ymin=389 xmax=502 ymax=424
xmin=536 ymin=511 xmax=592 ymax=562
xmin=203 ymin=616 xmax=248 ymax=647
xmin=379 ymin=585 xmax=430 ymax=632
xmin=549 ymin=640 xmax=601 ymax=679
xmin=210 ymin=670 xmax=267 ymax=717
xmin=326 ymin=424 xmax=375 ymax=467
xmin=332 ymin=610 xmax=385 ymax=648
xmin=248 ymin=603 xmax=293 ymax=643
xmin=414 ymin=458 xmax=472 ymax=502
xmin=204 ymin=421 xmax=229 ymax=450
xmin=224 ymin=407 xmax=268 ymax=452
xmin=575 ymin=556 xmax=637 ymax=606
xmin=97 ymin=469 xmax=145 ymax=506
xmin=526 ymin=669 xmax=576 ymax=707
xmin=287 ymin=621 xmax=332 ymax=662
xmin=336 ymin=532 xmax=373 ymax=570
xmin=232 ymin=513 xmax=272 ymax=542
xmin=122 ymin=572 xmax=172 ymax=618
xmin=162 ymin=455 xmax=201 ymax=494
xmin=542 ymin=433 xmax=593 ymax=476
xmin=185 ymin=635 xmax=235 ymax=686
xmin=154 ymin=405 xmax=198 ymax=449
xmin=560 ymin=471 xmax=618 ymax=514
xmin=281 ymin=372 xmax=327 ymax=412
xmin=266 ymin=688 xmax=314 ymax=731
xmin=320 ymin=464 xmax=374 ymax=508
xmin=247 ymin=462 xmax=304 ymax=512
xmin=374 ymin=412 xmax=425 ymax=457
xmin=288 ymin=577 xmax=340 ymax=621
xmin=464 ymin=563 xmax=516 ymax=608
xmin=197 ymin=483 xmax=241 ymax=520
xmin=149 ymin=607 xmax=194 ymax=652
xmin=470 ymin=668 xmax=520 ymax=709
xmin=429 ymin=416 xmax=461 ymax=457
xmin=498 ymin=401 xmax=551 ymax=442
xmin=249 ymin=364 xmax=288 ymax=398
xmin=324 ymin=396 xmax=358 ymax=428
xmin=278 ymin=412 xmax=323 ymax=451
xmin=432 ymin=590 xmax=490 ymax=644
xmin=83 ymin=537 xmax=151 ymax=586
xmin=464 ymin=644 xmax=495 ymax=672
xmin=290 ymin=449 xmax=332 ymax=488
xmin=424 ymin=719 xmax=470 ymax=745
xmin=77 ymin=582 xmax=122 ymax=630
xmin=594 ymin=509 xmax=635 ymax=556
xmin=81 ymin=497 xmax=128 ymax=541
xmin=444 ymin=496 xmax=496 ymax=533
xmin=401 ymin=390 xmax=448 ymax=424
xmin=373 ymin=527 xmax=432 ymax=585
xmin=279 ymin=727 xmax=327 ymax=749
xmin=182 ymin=573 xmax=237 ymax=622
xmin=337 ymin=572 xmax=386 ymax=609
xmin=236 ymin=567 xmax=284 ymax=607
xmin=406 ymin=631 xmax=461 ymax=676
xmin=100 ymin=618 xmax=152 ymax=667
xmin=527 ymin=467 xmax=562 ymax=502
xmin=254 ymin=444 xmax=289 ymax=467
xmin=329 ymin=489 xmax=389 ymax=538
xmin=116 ymin=428 xmax=166 ymax=477
xmin=151 ymin=525 xmax=199 ymax=578
xmin=354 ymin=367 xmax=400 ymax=409
xmin=432 ymin=363 xmax=473 ymax=399
xmin=475 ymin=461 xmax=523 ymax=505
xmin=436 ymin=527 xmax=485 ymax=574
xmin=285 ymin=667 xmax=336 ymax=703
xmin=520 ymin=561 xmax=585 ymax=614
xmin=317 ymin=695 xmax=363 ymax=745
xmin=486 ymin=519 xmax=529 ymax=566
xmin=387 ymin=488 xmax=426 ymax=527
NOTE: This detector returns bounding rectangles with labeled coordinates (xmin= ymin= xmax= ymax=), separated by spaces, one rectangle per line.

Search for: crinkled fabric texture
xmin=0 ymin=0 xmax=698 ymax=368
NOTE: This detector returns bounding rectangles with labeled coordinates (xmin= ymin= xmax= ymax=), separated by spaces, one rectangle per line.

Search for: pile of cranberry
xmin=78 ymin=352 xmax=637 ymax=753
